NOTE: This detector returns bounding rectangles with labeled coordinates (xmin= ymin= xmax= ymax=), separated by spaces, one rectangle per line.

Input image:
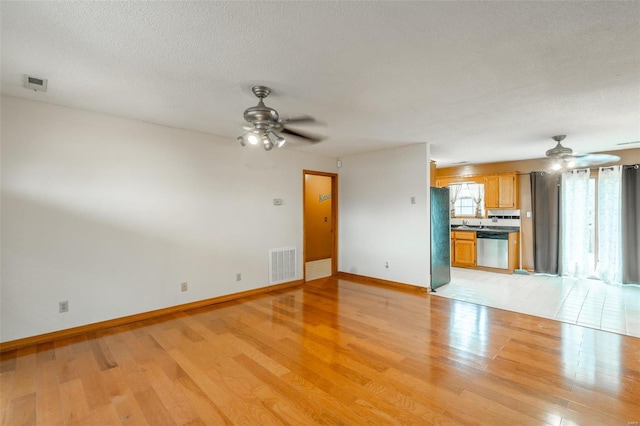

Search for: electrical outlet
xmin=411 ymin=196 xmax=416 ymax=204
xmin=59 ymin=301 xmax=69 ymax=313
xmin=236 ymin=273 xmax=242 ymax=281
xmin=385 ymin=261 xmax=389 ymax=269
xmin=181 ymin=282 xmax=188 ymax=292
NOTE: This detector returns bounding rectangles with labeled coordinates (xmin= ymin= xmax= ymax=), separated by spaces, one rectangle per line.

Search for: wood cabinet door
xmin=498 ymin=175 xmax=517 ymax=208
xmin=453 ymin=240 xmax=476 ymax=267
xmin=484 ymin=176 xmax=500 ymax=209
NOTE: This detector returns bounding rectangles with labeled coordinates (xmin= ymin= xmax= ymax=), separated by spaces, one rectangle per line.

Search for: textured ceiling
xmin=2 ymin=2 xmax=639 ymax=166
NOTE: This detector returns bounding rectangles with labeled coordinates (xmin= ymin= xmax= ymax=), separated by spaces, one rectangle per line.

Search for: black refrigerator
xmin=430 ymin=187 xmax=451 ymax=290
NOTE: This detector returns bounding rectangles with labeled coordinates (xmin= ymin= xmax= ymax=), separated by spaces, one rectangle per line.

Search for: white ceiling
xmin=2 ymin=2 xmax=639 ymax=166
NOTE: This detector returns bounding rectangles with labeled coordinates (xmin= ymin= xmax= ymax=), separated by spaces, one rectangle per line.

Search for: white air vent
xmin=269 ymin=247 xmax=297 ymax=284
xmin=23 ymin=75 xmax=48 ymax=92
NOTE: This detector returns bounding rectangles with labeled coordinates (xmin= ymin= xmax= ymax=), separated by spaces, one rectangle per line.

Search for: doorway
xmin=303 ymin=171 xmax=338 ymax=281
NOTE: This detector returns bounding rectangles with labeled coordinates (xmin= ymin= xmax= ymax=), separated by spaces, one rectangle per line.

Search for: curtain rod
xmin=523 ymin=164 xmax=639 ymax=174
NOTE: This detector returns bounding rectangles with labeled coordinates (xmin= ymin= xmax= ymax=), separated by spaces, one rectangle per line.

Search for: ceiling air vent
xmin=23 ymin=75 xmax=48 ymax=92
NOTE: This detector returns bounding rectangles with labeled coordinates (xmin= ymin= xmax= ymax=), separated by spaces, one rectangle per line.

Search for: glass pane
xmin=588 ymin=177 xmax=596 ymax=274
xmin=451 ymin=182 xmax=484 ymax=217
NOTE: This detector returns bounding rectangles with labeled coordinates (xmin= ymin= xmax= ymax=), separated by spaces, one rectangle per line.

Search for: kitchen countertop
xmin=451 ymin=225 xmax=520 ymax=233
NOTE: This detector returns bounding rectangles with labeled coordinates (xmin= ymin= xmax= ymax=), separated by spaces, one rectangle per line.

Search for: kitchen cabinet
xmin=484 ymin=173 xmax=518 ymax=209
xmin=451 ymin=229 xmax=520 ymax=273
xmin=451 ymin=230 xmax=476 ymax=268
xmin=430 ymin=161 xmax=437 ymax=187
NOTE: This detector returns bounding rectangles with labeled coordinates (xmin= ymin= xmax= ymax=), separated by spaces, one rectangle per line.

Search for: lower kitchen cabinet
xmin=450 ymin=230 xmax=520 ymax=273
xmin=451 ymin=231 xmax=476 ymax=268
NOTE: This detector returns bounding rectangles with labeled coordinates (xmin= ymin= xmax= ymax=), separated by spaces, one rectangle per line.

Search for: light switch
xmin=411 ymin=196 xmax=416 ymax=204
xmin=273 ymin=199 xmax=283 ymax=206
xmin=526 ymin=211 xmax=531 ymax=218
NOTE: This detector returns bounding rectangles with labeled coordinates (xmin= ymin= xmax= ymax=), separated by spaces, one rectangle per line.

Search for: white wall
xmin=338 ymin=144 xmax=431 ymax=287
xmin=0 ymin=96 xmax=337 ymax=342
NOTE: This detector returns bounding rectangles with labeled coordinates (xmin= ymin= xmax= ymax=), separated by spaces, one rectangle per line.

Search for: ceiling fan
xmin=545 ymin=135 xmax=620 ymax=170
xmin=237 ymin=85 xmax=324 ymax=151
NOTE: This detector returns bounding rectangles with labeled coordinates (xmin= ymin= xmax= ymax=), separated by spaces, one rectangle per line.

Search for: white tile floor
xmin=432 ymin=267 xmax=640 ymax=338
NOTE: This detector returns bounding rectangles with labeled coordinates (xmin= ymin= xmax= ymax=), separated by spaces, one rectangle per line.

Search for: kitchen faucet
xmin=462 ymin=220 xmax=469 ymax=226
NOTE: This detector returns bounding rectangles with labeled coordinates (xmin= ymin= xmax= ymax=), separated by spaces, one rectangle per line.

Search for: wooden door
xmin=303 ymin=171 xmax=338 ymax=278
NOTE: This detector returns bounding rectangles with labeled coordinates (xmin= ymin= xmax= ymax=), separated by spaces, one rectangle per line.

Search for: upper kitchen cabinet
xmin=430 ymin=161 xmax=437 ymax=187
xmin=484 ymin=173 xmax=519 ymax=209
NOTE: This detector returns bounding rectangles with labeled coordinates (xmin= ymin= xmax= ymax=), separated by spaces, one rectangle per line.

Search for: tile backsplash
xmin=451 ymin=209 xmax=520 ymax=228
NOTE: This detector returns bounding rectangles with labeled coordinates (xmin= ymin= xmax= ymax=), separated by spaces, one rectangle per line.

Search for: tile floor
xmin=432 ymin=267 xmax=640 ymax=338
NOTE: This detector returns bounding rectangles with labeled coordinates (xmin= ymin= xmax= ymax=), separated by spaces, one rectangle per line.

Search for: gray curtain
xmin=531 ymin=171 xmax=560 ymax=274
xmin=621 ymin=164 xmax=640 ymax=284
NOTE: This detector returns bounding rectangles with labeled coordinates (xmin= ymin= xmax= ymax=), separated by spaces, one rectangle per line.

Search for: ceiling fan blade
xmin=568 ymin=153 xmax=621 ymax=167
xmin=283 ymin=115 xmax=316 ymax=124
xmin=281 ymin=127 xmax=324 ymax=143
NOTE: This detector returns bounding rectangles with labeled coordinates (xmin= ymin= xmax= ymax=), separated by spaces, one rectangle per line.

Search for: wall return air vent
xmin=269 ymin=247 xmax=297 ymax=285
xmin=23 ymin=74 xmax=48 ymax=92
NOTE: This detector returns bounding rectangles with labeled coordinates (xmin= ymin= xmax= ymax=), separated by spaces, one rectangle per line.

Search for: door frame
xmin=303 ymin=170 xmax=338 ymax=280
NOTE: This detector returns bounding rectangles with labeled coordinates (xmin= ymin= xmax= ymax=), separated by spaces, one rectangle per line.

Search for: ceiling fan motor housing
xmin=546 ymin=135 xmax=573 ymax=157
xmin=243 ymin=100 xmax=279 ymax=128
xmin=244 ymin=85 xmax=279 ymax=129
xmin=546 ymin=142 xmax=573 ymax=158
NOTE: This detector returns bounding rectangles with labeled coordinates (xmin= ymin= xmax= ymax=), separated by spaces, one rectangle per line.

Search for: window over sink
xmin=449 ymin=182 xmax=484 ymax=217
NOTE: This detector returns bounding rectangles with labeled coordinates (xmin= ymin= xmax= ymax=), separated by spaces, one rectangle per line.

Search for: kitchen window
xmin=450 ymin=182 xmax=484 ymax=217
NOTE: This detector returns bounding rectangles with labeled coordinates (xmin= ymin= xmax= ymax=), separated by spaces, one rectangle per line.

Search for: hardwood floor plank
xmin=568 ymin=383 xmax=640 ymax=422
xmin=234 ymin=352 xmax=350 ymax=425
xmin=89 ymin=403 xmax=122 ymax=426
xmin=34 ymin=361 xmax=64 ymax=426
xmin=76 ymin=351 xmax=111 ymax=410
xmin=0 ymin=371 xmax=15 ymax=426
xmin=142 ymin=361 xmax=202 ymax=425
xmin=227 ymin=321 xmax=428 ymax=424
xmin=53 ymin=341 xmax=79 ymax=385
xmin=12 ymin=346 xmax=37 ymax=399
xmin=35 ymin=343 xmax=56 ymax=365
xmin=5 ymin=392 xmax=36 ymax=426
xmin=2 ymin=276 xmax=639 ymax=425
xmin=133 ymin=388 xmax=176 ymax=426
xmin=174 ymin=375 xmax=233 ymax=425
xmin=111 ymin=392 xmax=150 ymax=426
xmin=58 ymin=379 xmax=90 ymax=425
xmin=170 ymin=348 xmax=282 ymax=424
xmin=86 ymin=332 xmax=118 ymax=371
xmin=0 ymin=350 xmax=17 ymax=373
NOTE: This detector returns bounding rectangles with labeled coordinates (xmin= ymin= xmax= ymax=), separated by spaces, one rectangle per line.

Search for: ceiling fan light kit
xmin=238 ymin=85 xmax=324 ymax=151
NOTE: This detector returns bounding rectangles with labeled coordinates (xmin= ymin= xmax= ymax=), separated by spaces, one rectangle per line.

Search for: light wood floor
xmin=2 ymin=276 xmax=639 ymax=425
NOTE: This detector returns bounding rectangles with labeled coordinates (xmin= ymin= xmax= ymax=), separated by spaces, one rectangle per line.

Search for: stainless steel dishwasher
xmin=476 ymin=231 xmax=509 ymax=269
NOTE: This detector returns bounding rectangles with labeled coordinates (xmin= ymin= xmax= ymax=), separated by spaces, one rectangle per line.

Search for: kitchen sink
xmin=453 ymin=225 xmax=485 ymax=231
